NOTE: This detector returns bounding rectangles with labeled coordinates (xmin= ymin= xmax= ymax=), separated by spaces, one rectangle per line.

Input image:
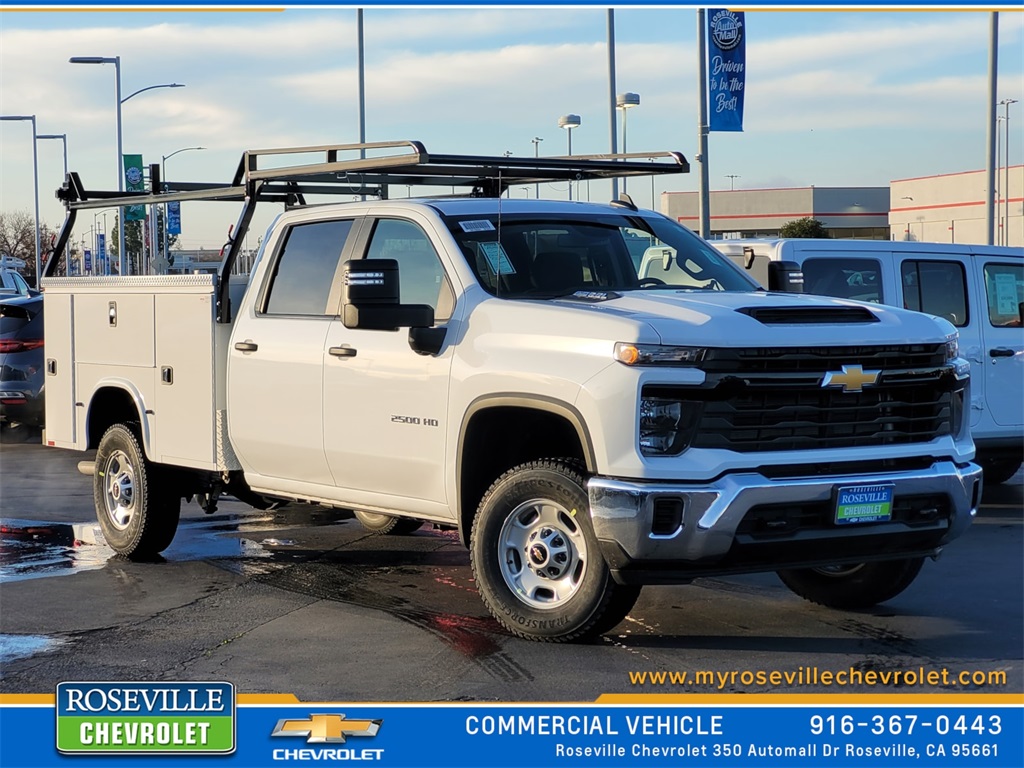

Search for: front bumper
xmin=588 ymin=461 xmax=982 ymax=584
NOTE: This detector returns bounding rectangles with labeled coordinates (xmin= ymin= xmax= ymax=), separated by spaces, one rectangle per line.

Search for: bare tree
xmin=0 ymin=210 xmax=37 ymax=275
xmin=0 ymin=211 xmax=64 ymax=280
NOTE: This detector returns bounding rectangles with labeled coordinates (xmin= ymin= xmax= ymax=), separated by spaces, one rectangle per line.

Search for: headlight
xmin=944 ymin=335 xmax=959 ymax=361
xmin=639 ymin=394 xmax=701 ymax=456
xmin=615 ymin=342 xmax=706 ymax=366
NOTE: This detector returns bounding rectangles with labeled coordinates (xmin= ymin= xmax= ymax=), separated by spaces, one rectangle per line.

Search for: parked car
xmin=0 ymin=268 xmax=36 ymax=296
xmin=0 ymin=292 xmax=45 ymax=434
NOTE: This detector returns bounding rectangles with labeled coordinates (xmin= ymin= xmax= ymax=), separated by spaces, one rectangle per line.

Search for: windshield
xmin=442 ymin=212 xmax=758 ymax=298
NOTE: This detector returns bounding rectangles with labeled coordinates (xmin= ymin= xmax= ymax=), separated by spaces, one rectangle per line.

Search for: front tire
xmin=94 ymin=423 xmax=180 ymax=559
xmin=353 ymin=510 xmax=422 ymax=536
xmin=470 ymin=459 xmax=640 ymax=642
xmin=979 ymin=457 xmax=1021 ymax=486
xmin=777 ymin=558 xmax=925 ymax=609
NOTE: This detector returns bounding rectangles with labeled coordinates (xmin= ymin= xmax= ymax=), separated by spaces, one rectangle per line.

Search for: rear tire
xmin=777 ymin=558 xmax=925 ymax=609
xmin=470 ymin=459 xmax=640 ymax=642
xmin=94 ymin=423 xmax=180 ymax=559
xmin=353 ymin=510 xmax=422 ymax=536
xmin=979 ymin=457 xmax=1021 ymax=486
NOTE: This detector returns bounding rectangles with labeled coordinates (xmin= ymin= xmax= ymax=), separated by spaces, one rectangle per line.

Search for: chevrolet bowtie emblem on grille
xmin=821 ymin=364 xmax=880 ymax=392
xmin=271 ymin=714 xmax=382 ymax=744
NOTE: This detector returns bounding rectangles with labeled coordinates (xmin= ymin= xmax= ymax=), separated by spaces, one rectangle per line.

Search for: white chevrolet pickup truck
xmin=42 ymin=142 xmax=981 ymax=642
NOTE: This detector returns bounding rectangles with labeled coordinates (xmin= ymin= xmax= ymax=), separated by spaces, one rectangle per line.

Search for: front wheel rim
xmin=498 ymin=498 xmax=588 ymax=610
xmin=102 ymin=449 xmax=136 ymax=531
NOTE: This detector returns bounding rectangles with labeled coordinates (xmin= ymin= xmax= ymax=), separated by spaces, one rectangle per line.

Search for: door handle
xmin=329 ymin=346 xmax=357 ymax=358
xmin=989 ymin=348 xmax=1015 ymax=358
xmin=234 ymin=341 xmax=259 ymax=352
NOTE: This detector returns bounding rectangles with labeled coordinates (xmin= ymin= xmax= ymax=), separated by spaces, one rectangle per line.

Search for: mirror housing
xmin=342 ymin=258 xmax=434 ymax=330
xmin=768 ymin=260 xmax=805 ymax=293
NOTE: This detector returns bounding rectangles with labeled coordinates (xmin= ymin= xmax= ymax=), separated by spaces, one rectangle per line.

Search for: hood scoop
xmin=738 ymin=306 xmax=879 ymax=324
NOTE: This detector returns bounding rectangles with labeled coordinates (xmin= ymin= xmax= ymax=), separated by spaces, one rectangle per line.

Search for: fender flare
xmin=86 ymin=378 xmax=153 ymax=457
xmin=455 ymin=393 xmax=598 ymax=546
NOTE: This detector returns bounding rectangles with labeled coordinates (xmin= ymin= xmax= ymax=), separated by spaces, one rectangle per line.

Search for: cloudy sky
xmin=1 ymin=6 xmax=1022 ymax=251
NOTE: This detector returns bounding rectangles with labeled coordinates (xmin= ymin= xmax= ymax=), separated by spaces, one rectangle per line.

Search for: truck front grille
xmin=641 ymin=344 xmax=962 ymax=454
xmin=690 ymin=383 xmax=955 ymax=452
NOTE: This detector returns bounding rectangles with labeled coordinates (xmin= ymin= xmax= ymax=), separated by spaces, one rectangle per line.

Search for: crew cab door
xmin=894 ymin=255 xmax=980 ymax=426
xmin=322 ymin=216 xmax=458 ymax=507
xmin=974 ymin=258 xmax=1023 ymax=428
xmin=227 ymin=216 xmax=360 ymax=485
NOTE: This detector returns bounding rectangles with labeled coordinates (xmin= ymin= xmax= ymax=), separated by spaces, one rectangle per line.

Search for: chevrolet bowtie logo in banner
xmin=271 ymin=714 xmax=382 ymax=744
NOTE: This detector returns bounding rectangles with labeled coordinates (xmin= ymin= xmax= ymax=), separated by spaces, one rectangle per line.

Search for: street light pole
xmin=558 ymin=114 xmax=581 ymax=200
xmin=70 ymin=55 xmax=184 ymax=274
xmin=996 ymin=116 xmax=1004 ymax=245
xmin=69 ymin=56 xmax=124 ymax=272
xmin=1 ymin=115 xmax=41 ymax=287
xmin=160 ymin=146 xmax=205 ymax=272
xmin=726 ymin=174 xmax=740 ymax=191
xmin=616 ymin=92 xmax=639 ymax=194
xmin=531 ymin=136 xmax=543 ymax=199
xmin=38 ymin=133 xmax=69 ymax=268
xmin=999 ymin=98 xmax=1018 ymax=246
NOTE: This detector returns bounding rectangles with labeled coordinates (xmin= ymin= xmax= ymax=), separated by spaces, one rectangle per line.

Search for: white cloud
xmin=2 ymin=9 xmax=1021 ymax=247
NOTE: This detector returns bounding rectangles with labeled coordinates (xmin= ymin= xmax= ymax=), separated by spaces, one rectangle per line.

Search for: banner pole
xmin=697 ymin=9 xmax=711 ymax=239
xmin=985 ymin=12 xmax=999 ymax=245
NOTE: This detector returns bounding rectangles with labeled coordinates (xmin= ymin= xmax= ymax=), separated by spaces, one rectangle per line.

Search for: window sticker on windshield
xmin=460 ymin=219 xmax=495 ymax=233
xmin=478 ymin=242 xmax=517 ymax=275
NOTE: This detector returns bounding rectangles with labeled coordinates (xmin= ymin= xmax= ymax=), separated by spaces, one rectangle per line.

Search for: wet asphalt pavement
xmin=1 ymin=434 xmax=1021 ymax=701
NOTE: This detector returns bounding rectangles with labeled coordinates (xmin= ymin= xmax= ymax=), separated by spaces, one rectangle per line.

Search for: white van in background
xmin=714 ymin=239 xmax=1024 ymax=484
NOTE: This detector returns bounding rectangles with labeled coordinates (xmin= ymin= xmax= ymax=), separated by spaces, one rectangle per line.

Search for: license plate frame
xmin=834 ymin=483 xmax=894 ymax=525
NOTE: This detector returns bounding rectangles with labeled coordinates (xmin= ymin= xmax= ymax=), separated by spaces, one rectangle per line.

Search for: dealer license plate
xmin=834 ymin=483 xmax=894 ymax=525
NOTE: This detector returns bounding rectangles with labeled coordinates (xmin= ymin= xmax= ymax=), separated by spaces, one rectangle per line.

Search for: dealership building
xmin=663 ymin=165 xmax=1023 ymax=247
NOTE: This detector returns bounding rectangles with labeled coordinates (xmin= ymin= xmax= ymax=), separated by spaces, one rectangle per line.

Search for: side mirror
xmin=768 ymin=261 xmax=804 ymax=293
xmin=342 ymin=258 xmax=434 ymax=330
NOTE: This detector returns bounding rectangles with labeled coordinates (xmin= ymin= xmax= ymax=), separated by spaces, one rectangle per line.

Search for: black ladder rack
xmin=46 ymin=139 xmax=690 ymax=321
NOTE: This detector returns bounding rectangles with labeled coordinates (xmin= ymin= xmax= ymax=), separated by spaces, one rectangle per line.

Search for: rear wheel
xmin=470 ymin=459 xmax=640 ymax=642
xmin=777 ymin=558 xmax=925 ymax=609
xmin=353 ymin=510 xmax=423 ymax=536
xmin=94 ymin=423 xmax=180 ymax=558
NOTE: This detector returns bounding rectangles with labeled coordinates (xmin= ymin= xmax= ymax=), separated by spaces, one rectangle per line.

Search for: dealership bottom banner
xmin=0 ymin=687 xmax=1021 ymax=767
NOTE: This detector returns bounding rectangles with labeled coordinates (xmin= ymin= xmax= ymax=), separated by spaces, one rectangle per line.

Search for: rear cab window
xmin=802 ymin=257 xmax=884 ymax=303
xmin=261 ymin=219 xmax=355 ymax=316
xmin=900 ymin=260 xmax=969 ymax=327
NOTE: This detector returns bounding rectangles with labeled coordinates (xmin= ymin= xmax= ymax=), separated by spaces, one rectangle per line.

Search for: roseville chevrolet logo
xmin=271 ymin=715 xmax=381 ymax=744
xmin=821 ymin=364 xmax=880 ymax=392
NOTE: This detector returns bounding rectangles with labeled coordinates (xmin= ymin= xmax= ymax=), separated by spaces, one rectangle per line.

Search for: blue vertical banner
xmin=707 ymin=9 xmax=746 ymax=132
xmin=167 ymin=201 xmax=182 ymax=235
xmin=96 ymin=233 xmax=107 ymax=275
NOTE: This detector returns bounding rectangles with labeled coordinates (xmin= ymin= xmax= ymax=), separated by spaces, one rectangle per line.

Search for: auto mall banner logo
xmin=707 ymin=9 xmax=746 ymax=132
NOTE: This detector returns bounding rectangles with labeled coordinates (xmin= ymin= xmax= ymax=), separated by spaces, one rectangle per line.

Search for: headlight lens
xmin=944 ymin=335 xmax=959 ymax=361
xmin=639 ymin=395 xmax=701 ymax=456
xmin=615 ymin=342 xmax=706 ymax=366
